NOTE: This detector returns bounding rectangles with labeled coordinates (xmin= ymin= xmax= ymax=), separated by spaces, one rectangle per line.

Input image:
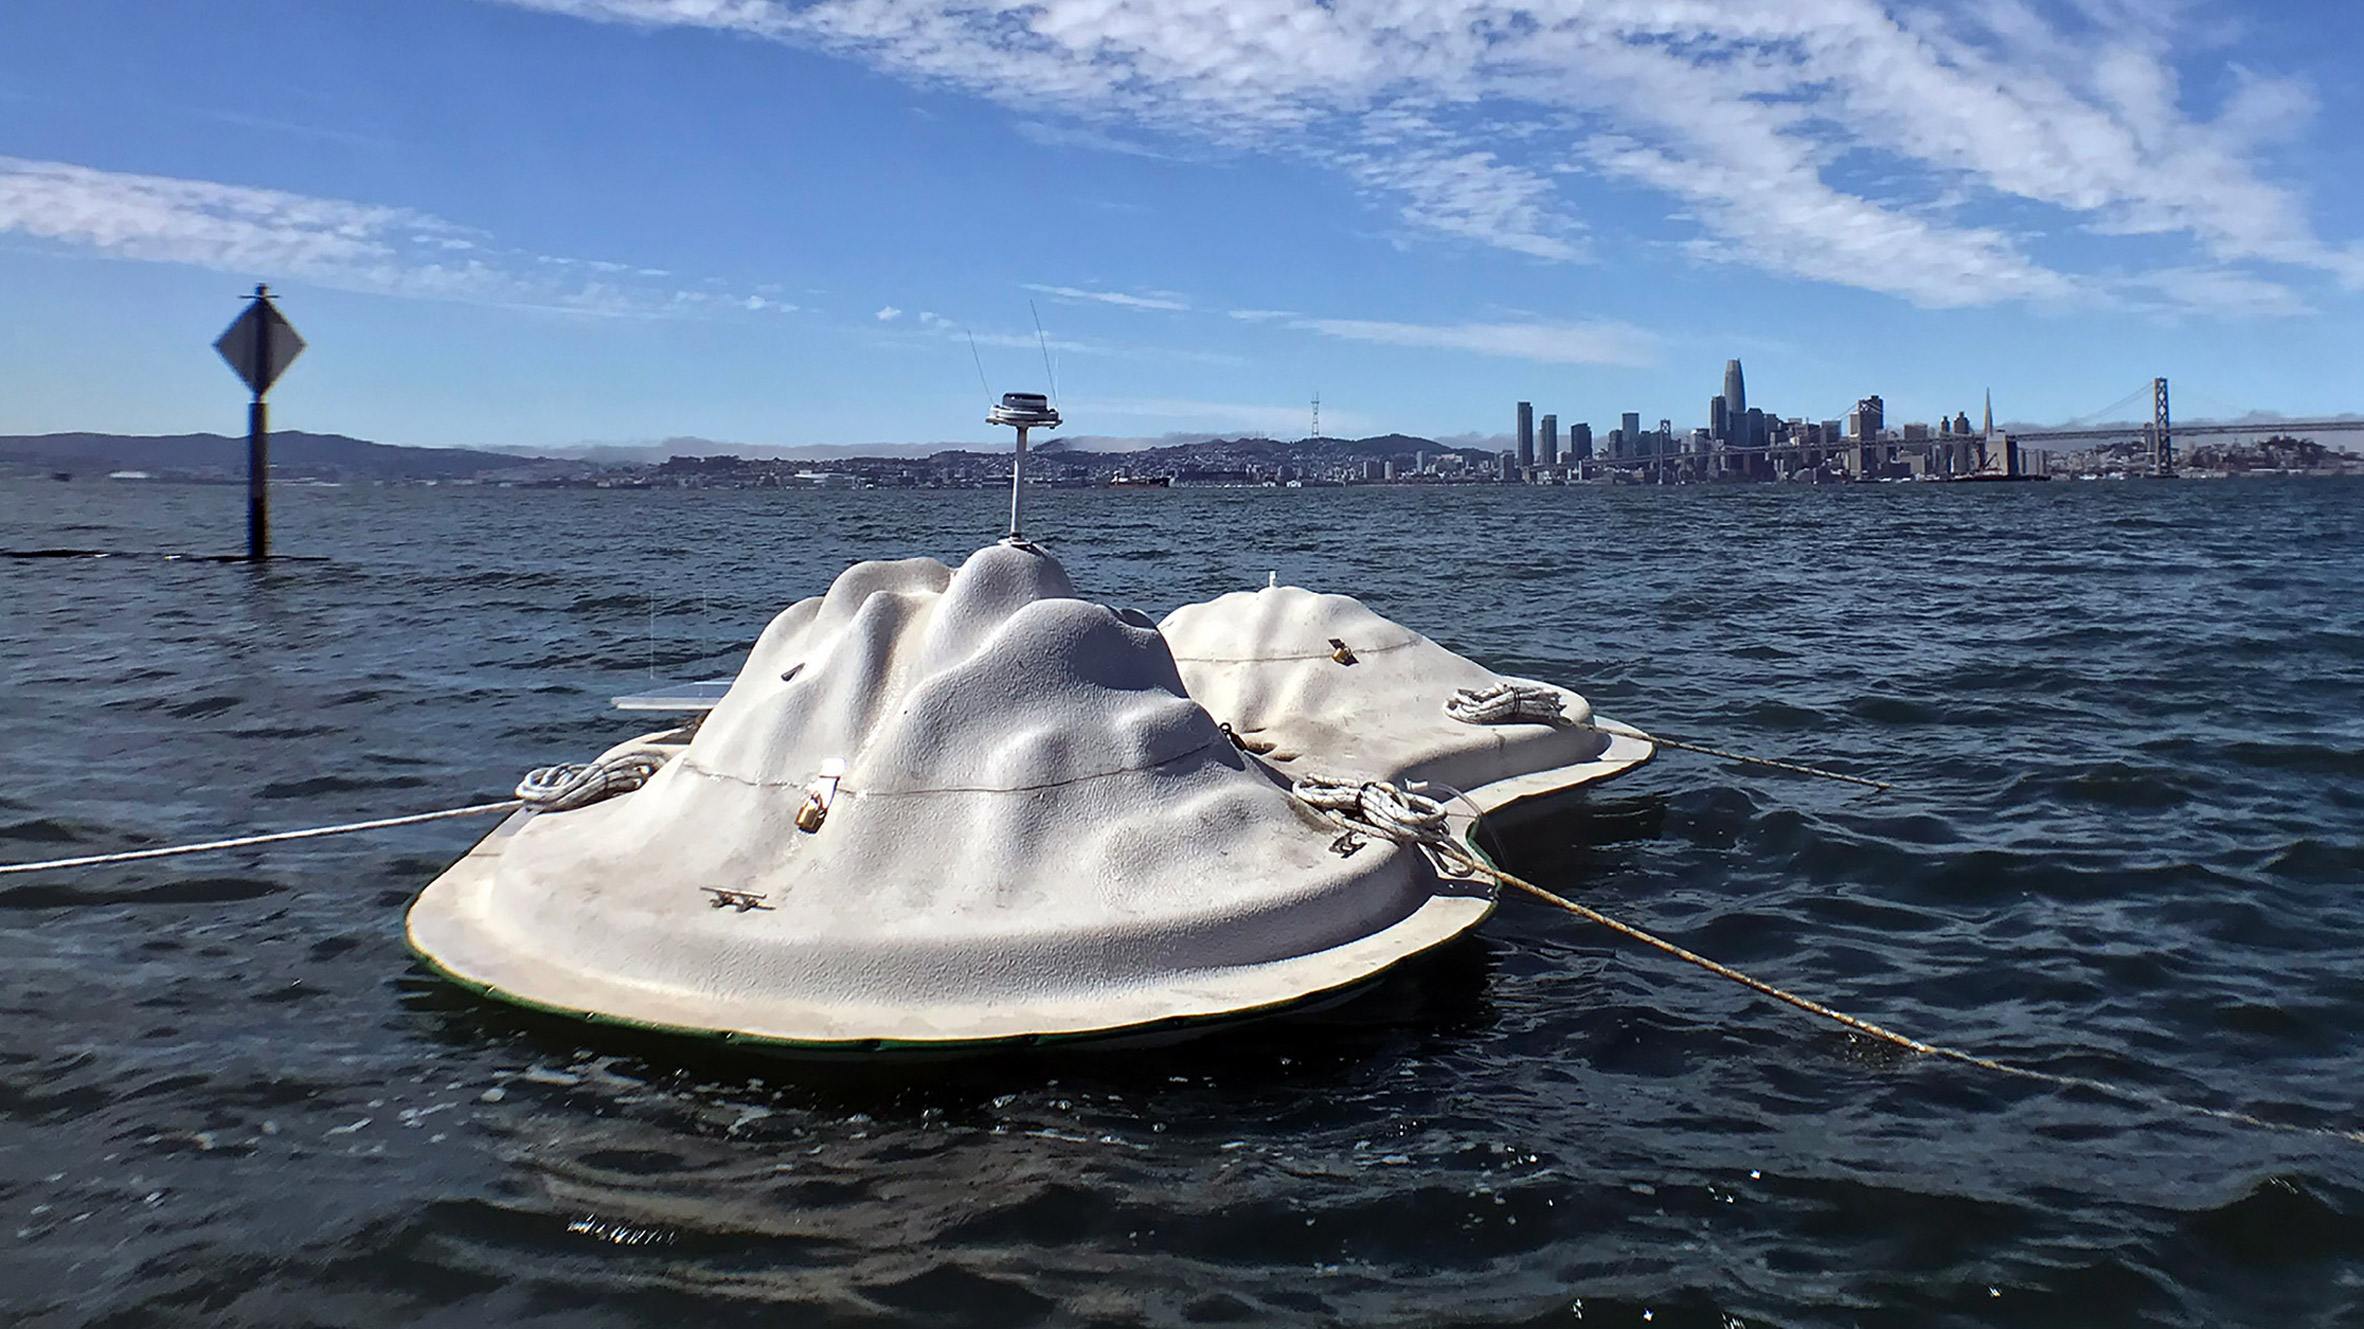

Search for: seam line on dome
xmin=672 ymin=736 xmax=1232 ymax=798
xmin=1169 ymin=640 xmax=1421 ymax=664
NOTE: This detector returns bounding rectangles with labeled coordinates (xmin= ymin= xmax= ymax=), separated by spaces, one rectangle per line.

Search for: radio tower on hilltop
xmin=1310 ymin=391 xmax=1321 ymax=442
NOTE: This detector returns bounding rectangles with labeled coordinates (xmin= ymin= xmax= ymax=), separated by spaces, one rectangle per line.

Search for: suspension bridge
xmin=2010 ymin=377 xmax=2362 ymax=477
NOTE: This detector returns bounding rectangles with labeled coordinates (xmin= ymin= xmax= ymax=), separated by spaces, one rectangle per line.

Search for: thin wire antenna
xmin=966 ymin=329 xmax=991 ymax=396
xmin=1029 ymin=300 xmax=1059 ymax=408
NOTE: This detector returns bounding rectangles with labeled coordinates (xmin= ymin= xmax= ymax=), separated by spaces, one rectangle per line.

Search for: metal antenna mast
xmin=987 ymin=391 xmax=1061 ymax=545
xmin=1310 ymin=391 xmax=1320 ymax=441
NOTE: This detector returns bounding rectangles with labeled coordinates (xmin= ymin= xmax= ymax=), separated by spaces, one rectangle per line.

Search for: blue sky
xmin=2 ymin=0 xmax=2361 ymax=451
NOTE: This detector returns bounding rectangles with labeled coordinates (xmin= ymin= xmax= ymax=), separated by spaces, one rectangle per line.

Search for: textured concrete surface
xmin=411 ymin=544 xmax=1492 ymax=1045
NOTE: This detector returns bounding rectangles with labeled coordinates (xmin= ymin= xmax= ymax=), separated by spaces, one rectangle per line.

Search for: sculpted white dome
xmin=1159 ymin=583 xmax=1611 ymax=799
xmin=409 ymin=543 xmax=1488 ymax=1047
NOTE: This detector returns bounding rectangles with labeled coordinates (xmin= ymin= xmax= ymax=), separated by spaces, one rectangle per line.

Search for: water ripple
xmin=2 ymin=477 xmax=2361 ymax=1325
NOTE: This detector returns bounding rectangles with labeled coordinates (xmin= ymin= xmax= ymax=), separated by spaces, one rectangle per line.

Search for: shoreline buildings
xmin=1509 ymin=359 xmax=2025 ymax=484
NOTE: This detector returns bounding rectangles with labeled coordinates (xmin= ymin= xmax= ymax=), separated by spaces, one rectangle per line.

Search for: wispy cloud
xmin=1013 ymin=119 xmax=1170 ymax=159
xmin=485 ymin=0 xmax=2357 ymax=312
xmin=1293 ymin=316 xmax=1657 ymax=368
xmin=875 ymin=305 xmax=903 ymax=320
xmin=0 ymin=154 xmax=792 ymax=317
xmin=1023 ymin=283 xmax=1189 ymax=312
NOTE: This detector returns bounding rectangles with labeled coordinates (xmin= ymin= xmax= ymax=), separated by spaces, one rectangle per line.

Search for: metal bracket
xmin=1219 ymin=722 xmax=1276 ymax=755
xmin=1328 ymin=638 xmax=1357 ymax=665
xmin=702 ymin=887 xmax=772 ymax=912
xmin=794 ymin=757 xmax=847 ymax=833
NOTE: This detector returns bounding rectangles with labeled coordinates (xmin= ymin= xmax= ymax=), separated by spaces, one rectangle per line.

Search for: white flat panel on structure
xmin=610 ymin=680 xmax=733 ymax=711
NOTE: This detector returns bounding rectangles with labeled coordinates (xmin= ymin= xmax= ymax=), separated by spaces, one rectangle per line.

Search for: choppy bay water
xmin=3 ymin=476 xmax=2362 ymax=1327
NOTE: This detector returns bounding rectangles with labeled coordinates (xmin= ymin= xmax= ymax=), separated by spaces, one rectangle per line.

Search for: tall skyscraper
xmin=1539 ymin=414 xmax=1559 ymax=466
xmin=1709 ymin=395 xmax=1729 ymax=442
xmin=1621 ymin=412 xmax=1642 ymax=456
xmin=1567 ymin=422 xmax=1593 ymax=461
xmin=1515 ymin=402 xmax=1535 ymax=471
xmin=1848 ymin=395 xmax=1884 ymax=441
xmin=1723 ymin=360 xmax=1747 ymax=422
xmin=1849 ymin=395 xmax=1886 ymax=475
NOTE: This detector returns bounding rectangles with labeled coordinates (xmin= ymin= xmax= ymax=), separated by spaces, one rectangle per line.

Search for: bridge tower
xmin=2149 ymin=377 xmax=2174 ymax=478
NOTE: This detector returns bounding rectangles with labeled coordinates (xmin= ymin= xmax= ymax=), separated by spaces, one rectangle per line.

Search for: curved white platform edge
xmin=405 ymin=542 xmax=1661 ymax=1054
xmin=406 ymin=712 xmax=1654 ymax=1054
xmin=406 ymin=817 xmax=1494 ymax=1051
xmin=1451 ymin=719 xmax=1658 ymax=831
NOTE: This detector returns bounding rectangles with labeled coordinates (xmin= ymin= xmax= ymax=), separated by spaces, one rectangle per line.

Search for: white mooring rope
xmin=515 ymin=745 xmax=672 ymax=812
xmin=1 ymin=744 xmax=677 ymax=878
xmin=1291 ymin=774 xmax=2364 ymax=1149
xmin=0 ymin=802 xmax=523 ymax=876
xmin=1444 ymin=679 xmax=1569 ymax=726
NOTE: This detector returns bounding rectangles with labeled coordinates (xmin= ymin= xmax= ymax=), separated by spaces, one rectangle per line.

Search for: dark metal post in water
xmin=214 ymin=284 xmax=305 ymax=562
xmin=247 ymin=307 xmax=271 ymax=561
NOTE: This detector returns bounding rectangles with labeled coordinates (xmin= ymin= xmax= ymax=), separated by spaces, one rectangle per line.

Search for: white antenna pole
xmin=1010 ymin=424 xmax=1028 ymax=539
xmin=986 ymin=391 xmax=1061 ymax=545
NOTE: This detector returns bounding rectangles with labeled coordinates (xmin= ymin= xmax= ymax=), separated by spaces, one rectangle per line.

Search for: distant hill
xmin=0 ymin=432 xmax=541 ymax=481
xmin=0 ymin=428 xmax=1487 ymax=483
xmin=1122 ymin=433 xmax=1475 ymax=462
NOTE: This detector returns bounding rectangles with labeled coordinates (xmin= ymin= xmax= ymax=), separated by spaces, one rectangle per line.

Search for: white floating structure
xmin=1161 ymin=585 xmax=1654 ymax=827
xmin=409 ymin=397 xmax=1654 ymax=1051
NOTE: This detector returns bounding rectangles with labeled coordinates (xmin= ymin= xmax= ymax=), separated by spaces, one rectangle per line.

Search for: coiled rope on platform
xmin=1291 ymin=774 xmax=1452 ymax=845
xmin=515 ymin=745 xmax=672 ymax=812
xmin=1292 ymin=774 xmax=2364 ymax=1149
xmin=1444 ymin=682 xmax=1894 ymax=791
xmin=1444 ymin=679 xmax=1570 ymax=726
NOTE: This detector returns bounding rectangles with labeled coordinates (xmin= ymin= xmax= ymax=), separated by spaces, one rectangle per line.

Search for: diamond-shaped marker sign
xmin=215 ymin=296 xmax=305 ymax=396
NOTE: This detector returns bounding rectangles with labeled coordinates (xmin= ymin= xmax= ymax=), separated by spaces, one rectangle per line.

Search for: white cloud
xmin=1023 ymin=283 xmax=1189 ymax=311
xmin=485 ymin=0 xmax=2357 ymax=312
xmin=1013 ymin=119 xmax=1169 ymax=159
xmin=875 ymin=305 xmax=903 ymax=320
xmin=0 ymin=154 xmax=793 ymax=317
xmin=962 ymin=328 xmax=1101 ymax=356
xmin=1293 ymin=316 xmax=1657 ymax=368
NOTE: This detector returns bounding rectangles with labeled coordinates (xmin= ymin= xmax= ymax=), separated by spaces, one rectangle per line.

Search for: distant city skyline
xmin=1498 ymin=357 xmax=2348 ymax=481
xmin=3 ymin=2 xmax=2363 ymax=450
